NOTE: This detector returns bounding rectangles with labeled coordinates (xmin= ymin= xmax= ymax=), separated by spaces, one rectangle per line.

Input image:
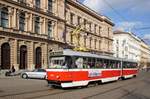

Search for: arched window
xmin=19 ymin=12 xmax=25 ymax=31
xmin=1 ymin=43 xmax=10 ymax=69
xmin=20 ymin=45 xmax=27 ymax=69
xmin=35 ymin=47 xmax=41 ymax=68
xmin=1 ymin=7 xmax=8 ymax=28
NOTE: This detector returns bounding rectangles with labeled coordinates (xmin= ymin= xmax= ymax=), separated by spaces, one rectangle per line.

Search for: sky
xmin=79 ymin=0 xmax=150 ymax=44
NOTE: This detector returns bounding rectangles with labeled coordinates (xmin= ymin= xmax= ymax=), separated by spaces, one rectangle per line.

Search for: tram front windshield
xmin=49 ymin=56 xmax=72 ymax=69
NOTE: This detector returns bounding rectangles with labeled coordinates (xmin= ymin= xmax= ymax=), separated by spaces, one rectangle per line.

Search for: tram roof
xmin=122 ymin=58 xmax=137 ymax=62
xmin=50 ymin=49 xmax=122 ymax=61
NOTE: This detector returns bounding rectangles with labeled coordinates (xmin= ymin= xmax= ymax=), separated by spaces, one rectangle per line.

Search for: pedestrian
xmin=11 ymin=65 xmax=15 ymax=73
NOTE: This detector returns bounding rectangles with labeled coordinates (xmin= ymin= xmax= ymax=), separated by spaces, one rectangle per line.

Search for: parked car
xmin=21 ymin=68 xmax=46 ymax=79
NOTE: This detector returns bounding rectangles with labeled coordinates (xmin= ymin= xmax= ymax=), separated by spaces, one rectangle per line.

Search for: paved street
xmin=0 ymin=71 xmax=150 ymax=99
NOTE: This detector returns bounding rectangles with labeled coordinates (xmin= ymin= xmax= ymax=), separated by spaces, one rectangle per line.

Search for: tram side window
xmin=116 ymin=61 xmax=121 ymax=68
xmin=83 ymin=58 xmax=89 ymax=69
xmin=64 ymin=56 xmax=73 ymax=68
xmin=75 ymin=57 xmax=84 ymax=68
xmin=110 ymin=60 xmax=116 ymax=69
xmin=123 ymin=62 xmax=127 ymax=68
xmin=50 ymin=57 xmax=65 ymax=68
xmin=88 ymin=58 xmax=96 ymax=68
xmin=131 ymin=62 xmax=137 ymax=68
xmin=95 ymin=58 xmax=103 ymax=68
xmin=123 ymin=62 xmax=135 ymax=68
xmin=103 ymin=59 xmax=109 ymax=69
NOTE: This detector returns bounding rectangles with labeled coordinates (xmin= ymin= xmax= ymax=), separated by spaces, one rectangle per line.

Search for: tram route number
xmin=88 ymin=70 xmax=101 ymax=77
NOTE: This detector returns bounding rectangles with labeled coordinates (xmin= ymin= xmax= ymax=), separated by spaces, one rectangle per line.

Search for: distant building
xmin=113 ymin=30 xmax=150 ymax=69
xmin=0 ymin=0 xmax=114 ymax=70
xmin=140 ymin=40 xmax=150 ymax=69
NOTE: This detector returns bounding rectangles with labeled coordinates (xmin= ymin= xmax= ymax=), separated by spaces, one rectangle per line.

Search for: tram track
xmin=0 ymin=79 xmax=141 ymax=99
xmin=0 ymin=72 xmax=149 ymax=99
xmin=16 ymin=78 xmax=141 ymax=99
xmin=82 ymin=77 xmax=145 ymax=99
xmin=0 ymin=88 xmax=53 ymax=98
xmin=0 ymin=87 xmax=81 ymax=99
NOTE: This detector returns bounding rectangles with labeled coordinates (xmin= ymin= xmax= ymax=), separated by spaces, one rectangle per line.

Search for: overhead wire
xmin=102 ymin=0 xmax=150 ymax=32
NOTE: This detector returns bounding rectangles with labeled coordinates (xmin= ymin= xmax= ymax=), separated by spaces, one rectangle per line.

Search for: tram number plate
xmin=88 ymin=70 xmax=101 ymax=77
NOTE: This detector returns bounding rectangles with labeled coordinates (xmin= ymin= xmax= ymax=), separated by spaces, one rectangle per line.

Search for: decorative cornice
xmin=66 ymin=0 xmax=114 ymax=26
xmin=0 ymin=30 xmax=67 ymax=46
xmin=1 ymin=0 xmax=66 ymax=22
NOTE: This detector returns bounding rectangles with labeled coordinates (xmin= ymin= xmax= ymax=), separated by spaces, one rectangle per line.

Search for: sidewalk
xmin=0 ymin=70 xmax=20 ymax=79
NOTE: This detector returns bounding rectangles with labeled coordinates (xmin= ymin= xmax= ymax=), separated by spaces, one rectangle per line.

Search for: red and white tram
xmin=46 ymin=49 xmax=138 ymax=88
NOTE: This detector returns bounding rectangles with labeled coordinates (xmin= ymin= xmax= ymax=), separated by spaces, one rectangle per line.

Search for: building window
xmin=48 ymin=21 xmax=52 ymax=38
xmin=71 ymin=31 xmax=73 ymax=43
xmin=90 ymin=37 xmax=92 ymax=48
xmin=84 ymin=36 xmax=86 ymax=47
xmin=19 ymin=12 xmax=25 ymax=31
xmin=108 ymin=27 xmax=110 ymax=37
xmin=108 ymin=41 xmax=109 ymax=51
xmin=117 ymin=54 xmax=119 ymax=58
xmin=35 ymin=0 xmax=40 ymax=8
xmin=89 ymin=22 xmax=91 ymax=32
xmin=84 ymin=19 xmax=86 ymax=30
xmin=122 ymin=51 xmax=124 ymax=57
xmin=94 ymin=24 xmax=97 ymax=34
xmin=77 ymin=16 xmax=81 ymax=26
xmin=99 ymin=40 xmax=101 ymax=50
xmin=1 ymin=7 xmax=8 ymax=28
xmin=99 ymin=26 xmax=101 ymax=36
xmin=94 ymin=39 xmax=97 ymax=49
xmin=70 ymin=13 xmax=74 ymax=25
xmin=48 ymin=0 xmax=52 ymax=12
xmin=34 ymin=16 xmax=40 ymax=33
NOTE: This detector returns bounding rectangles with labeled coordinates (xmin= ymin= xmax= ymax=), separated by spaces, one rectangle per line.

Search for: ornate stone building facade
xmin=113 ymin=31 xmax=150 ymax=69
xmin=140 ymin=40 xmax=150 ymax=69
xmin=0 ymin=0 xmax=114 ymax=70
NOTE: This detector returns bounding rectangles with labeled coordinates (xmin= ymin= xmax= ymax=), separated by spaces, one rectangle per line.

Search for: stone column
xmin=16 ymin=10 xmax=20 ymax=30
xmin=54 ymin=0 xmax=58 ymax=16
xmin=42 ymin=0 xmax=47 ymax=12
xmin=12 ymin=8 xmax=17 ymax=29
xmin=28 ymin=42 xmax=34 ymax=70
xmin=13 ymin=39 xmax=19 ymax=70
xmin=8 ymin=7 xmax=13 ymax=28
xmin=42 ymin=43 xmax=48 ymax=69
xmin=28 ymin=13 xmax=33 ymax=32
xmin=25 ymin=13 xmax=29 ymax=31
